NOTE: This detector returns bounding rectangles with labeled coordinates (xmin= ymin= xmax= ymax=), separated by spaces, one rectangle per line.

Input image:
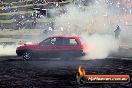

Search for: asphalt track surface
xmin=0 ymin=56 xmax=132 ymax=88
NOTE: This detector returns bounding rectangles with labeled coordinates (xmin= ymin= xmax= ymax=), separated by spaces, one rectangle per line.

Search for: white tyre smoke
xmin=0 ymin=45 xmax=17 ymax=56
xmin=81 ymin=34 xmax=119 ymax=59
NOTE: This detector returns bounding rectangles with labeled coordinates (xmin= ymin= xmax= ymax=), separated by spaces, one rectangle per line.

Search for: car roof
xmin=48 ymin=36 xmax=79 ymax=39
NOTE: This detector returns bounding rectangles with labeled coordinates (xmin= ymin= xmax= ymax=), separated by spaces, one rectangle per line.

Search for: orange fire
xmin=78 ymin=66 xmax=86 ymax=76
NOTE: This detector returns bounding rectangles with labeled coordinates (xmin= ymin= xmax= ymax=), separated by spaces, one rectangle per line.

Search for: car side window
xmin=40 ymin=38 xmax=56 ymax=46
xmin=40 ymin=38 xmax=64 ymax=46
xmin=63 ymin=38 xmax=78 ymax=45
xmin=69 ymin=39 xmax=78 ymax=45
xmin=54 ymin=38 xmax=63 ymax=45
xmin=40 ymin=37 xmax=78 ymax=46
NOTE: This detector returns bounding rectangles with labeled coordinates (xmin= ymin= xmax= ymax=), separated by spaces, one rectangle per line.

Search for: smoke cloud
xmin=0 ymin=0 xmax=122 ymax=59
xmin=0 ymin=45 xmax=17 ymax=56
xmin=53 ymin=0 xmax=120 ymax=59
xmin=80 ymin=34 xmax=119 ymax=59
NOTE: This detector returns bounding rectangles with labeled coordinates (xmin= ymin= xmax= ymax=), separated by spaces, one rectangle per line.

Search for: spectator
xmin=43 ymin=29 xmax=48 ymax=34
xmin=31 ymin=11 xmax=38 ymax=28
xmin=32 ymin=19 xmax=37 ymax=28
xmin=43 ymin=0 xmax=48 ymax=3
xmin=0 ymin=0 xmax=4 ymax=4
xmin=0 ymin=24 xmax=4 ymax=31
xmin=114 ymin=25 xmax=121 ymax=39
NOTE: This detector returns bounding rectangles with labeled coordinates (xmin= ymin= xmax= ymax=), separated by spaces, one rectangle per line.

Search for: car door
xmin=52 ymin=37 xmax=64 ymax=56
xmin=60 ymin=38 xmax=80 ymax=56
xmin=34 ymin=38 xmax=57 ymax=57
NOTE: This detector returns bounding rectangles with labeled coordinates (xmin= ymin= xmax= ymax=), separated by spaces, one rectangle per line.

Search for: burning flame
xmin=78 ymin=66 xmax=86 ymax=76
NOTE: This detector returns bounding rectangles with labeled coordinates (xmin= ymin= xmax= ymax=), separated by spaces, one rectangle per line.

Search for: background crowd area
xmin=0 ymin=0 xmax=71 ymax=30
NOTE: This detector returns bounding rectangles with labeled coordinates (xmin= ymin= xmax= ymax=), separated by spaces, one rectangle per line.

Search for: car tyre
xmin=23 ymin=50 xmax=32 ymax=61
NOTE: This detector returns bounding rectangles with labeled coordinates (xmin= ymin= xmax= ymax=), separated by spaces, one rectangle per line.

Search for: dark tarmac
xmin=0 ymin=56 xmax=132 ymax=88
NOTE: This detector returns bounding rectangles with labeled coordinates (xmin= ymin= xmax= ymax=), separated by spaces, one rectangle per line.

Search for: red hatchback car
xmin=16 ymin=36 xmax=86 ymax=60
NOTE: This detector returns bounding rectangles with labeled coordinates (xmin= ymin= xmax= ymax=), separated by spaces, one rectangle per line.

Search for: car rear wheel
xmin=23 ymin=51 xmax=32 ymax=61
